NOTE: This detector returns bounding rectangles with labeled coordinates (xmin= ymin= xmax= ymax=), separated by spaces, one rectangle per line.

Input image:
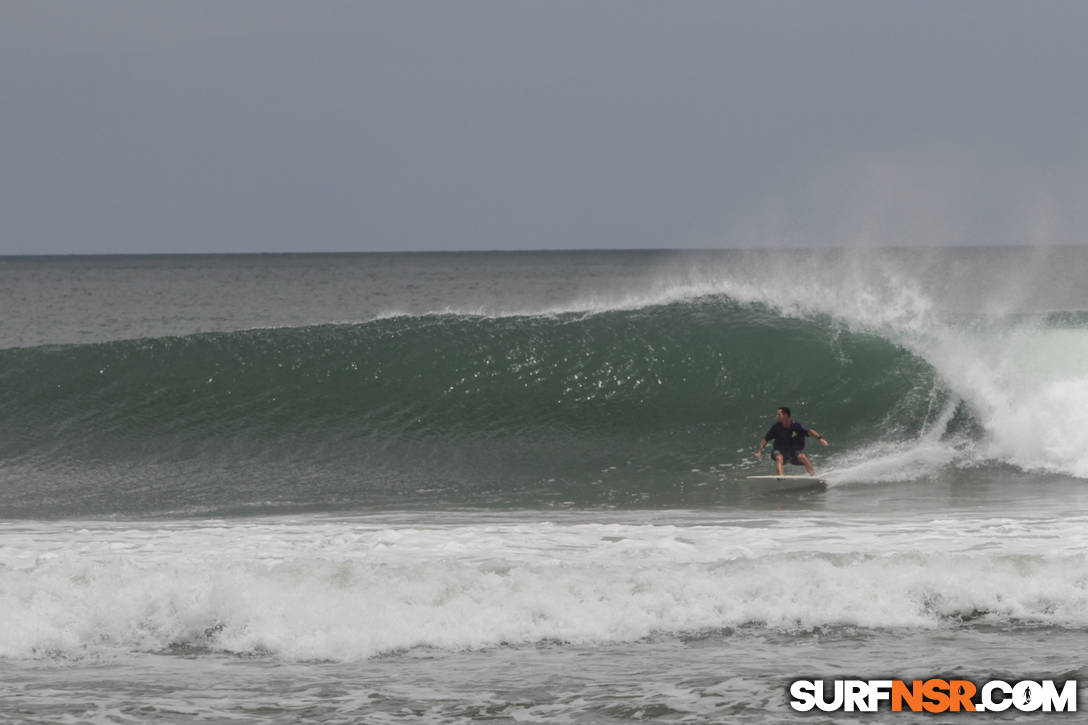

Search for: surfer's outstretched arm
xmin=808 ymin=429 xmax=829 ymax=446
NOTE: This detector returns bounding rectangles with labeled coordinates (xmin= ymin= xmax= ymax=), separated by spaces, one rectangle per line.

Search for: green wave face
xmin=0 ymin=299 xmax=949 ymax=516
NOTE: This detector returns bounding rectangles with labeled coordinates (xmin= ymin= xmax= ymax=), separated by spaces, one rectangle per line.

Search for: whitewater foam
xmin=3 ymin=514 xmax=1088 ymax=661
xmin=629 ymin=254 xmax=1088 ymax=481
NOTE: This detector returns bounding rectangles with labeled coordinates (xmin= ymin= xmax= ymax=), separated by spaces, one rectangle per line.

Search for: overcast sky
xmin=2 ymin=1 xmax=1087 ymax=254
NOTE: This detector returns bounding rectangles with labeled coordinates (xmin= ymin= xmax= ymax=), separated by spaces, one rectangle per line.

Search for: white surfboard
xmin=746 ymin=475 xmax=827 ymax=486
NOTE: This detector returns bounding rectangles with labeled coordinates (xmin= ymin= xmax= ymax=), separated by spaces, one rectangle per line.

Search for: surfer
xmin=754 ymin=406 xmax=828 ymax=476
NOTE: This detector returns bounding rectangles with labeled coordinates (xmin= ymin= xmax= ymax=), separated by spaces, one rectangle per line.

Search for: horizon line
xmin=1 ymin=242 xmax=1082 ymax=259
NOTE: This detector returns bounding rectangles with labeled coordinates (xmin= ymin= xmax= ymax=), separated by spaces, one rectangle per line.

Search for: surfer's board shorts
xmin=772 ymin=449 xmax=805 ymax=466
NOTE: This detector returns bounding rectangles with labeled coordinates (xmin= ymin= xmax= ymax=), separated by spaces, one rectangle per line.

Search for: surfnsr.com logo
xmin=790 ymin=679 xmax=1077 ymax=713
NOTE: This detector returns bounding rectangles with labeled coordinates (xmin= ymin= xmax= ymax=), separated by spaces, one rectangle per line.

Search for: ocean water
xmin=2 ymin=248 xmax=1088 ymax=723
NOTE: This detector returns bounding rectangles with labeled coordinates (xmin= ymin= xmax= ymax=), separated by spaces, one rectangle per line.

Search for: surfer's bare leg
xmin=797 ymin=453 xmax=815 ymax=476
xmin=773 ymin=452 xmax=785 ymax=476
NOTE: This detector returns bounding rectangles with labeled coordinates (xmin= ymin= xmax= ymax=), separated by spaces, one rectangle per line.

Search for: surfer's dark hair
xmin=778 ymin=406 xmax=791 ymax=416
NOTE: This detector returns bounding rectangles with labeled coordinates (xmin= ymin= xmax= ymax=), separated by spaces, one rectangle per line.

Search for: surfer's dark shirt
xmin=764 ymin=421 xmax=810 ymax=452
